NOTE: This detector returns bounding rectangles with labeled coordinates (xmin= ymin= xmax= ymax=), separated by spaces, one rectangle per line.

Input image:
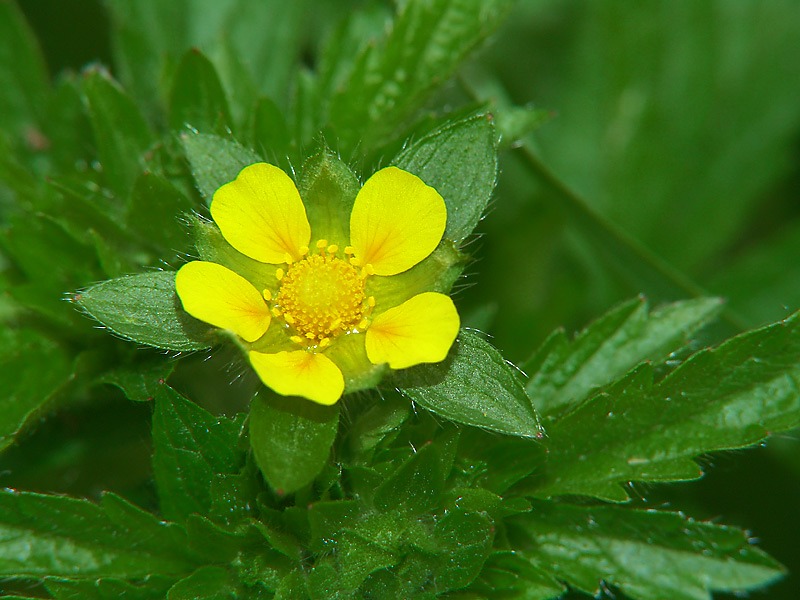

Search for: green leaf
xmin=167 ymin=565 xmax=238 ymax=599
xmin=181 ymin=131 xmax=261 ymax=203
xmin=82 ymin=67 xmax=154 ymax=199
xmin=249 ymin=389 xmax=339 ymax=494
xmin=373 ymin=441 xmax=447 ymax=514
xmin=152 ymin=384 xmax=247 ymax=523
xmin=535 ymin=310 xmax=800 ymax=501
xmin=523 ymin=296 xmax=723 ymax=418
xmin=127 ymin=172 xmax=195 ymax=258
xmin=0 ymin=490 xmax=195 ymax=578
xmin=252 ymin=95 xmax=291 ymax=165
xmin=45 ymin=576 xmax=174 ymax=600
xmin=431 ymin=510 xmax=494 ymax=592
xmin=97 ymin=359 xmax=175 ymax=402
xmin=75 ymin=271 xmax=215 ymax=351
xmin=0 ymin=329 xmax=72 ymax=453
xmin=0 ymin=0 xmax=49 ymax=138
xmin=397 ymin=329 xmax=543 ymax=438
xmin=170 ymin=49 xmax=232 ymax=133
xmin=394 ymin=114 xmax=498 ymax=243
xmin=514 ymin=500 xmax=784 ymax=600
xmin=470 ymin=552 xmax=564 ymax=600
xmin=326 ymin=0 xmax=513 ymax=157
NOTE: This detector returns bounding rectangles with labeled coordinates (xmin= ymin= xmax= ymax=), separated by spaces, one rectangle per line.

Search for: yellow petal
xmin=175 ymin=261 xmax=271 ymax=342
xmin=365 ymin=292 xmax=459 ymax=369
xmin=349 ymin=167 xmax=446 ymax=276
xmin=211 ymin=163 xmax=311 ymax=264
xmin=248 ymin=350 xmax=344 ymax=406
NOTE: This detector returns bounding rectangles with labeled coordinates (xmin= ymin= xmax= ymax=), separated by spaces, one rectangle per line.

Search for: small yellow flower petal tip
xmin=174 ymin=161 xmax=460 ymax=405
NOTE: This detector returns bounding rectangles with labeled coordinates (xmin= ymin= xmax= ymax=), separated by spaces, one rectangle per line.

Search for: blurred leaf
xmin=45 ymin=576 xmax=174 ymax=600
xmin=326 ymin=0 xmax=513 ymax=157
xmin=393 ymin=113 xmax=498 ymax=243
xmin=127 ymin=171 xmax=195 ymax=258
xmin=97 ymin=359 xmax=176 ymax=402
xmin=397 ymin=330 xmax=543 ymax=438
xmin=249 ymin=389 xmax=339 ymax=494
xmin=0 ymin=489 xmax=195 ymax=578
xmin=535 ymin=310 xmax=800 ymax=501
xmin=181 ymin=131 xmax=260 ymax=203
xmin=169 ymin=49 xmax=232 ymax=133
xmin=75 ymin=271 xmax=215 ymax=351
xmin=0 ymin=329 xmax=72 ymax=453
xmin=523 ymin=296 xmax=723 ymax=417
xmin=0 ymin=0 xmax=48 ymax=138
xmin=252 ymin=95 xmax=291 ymax=165
xmin=82 ymin=67 xmax=154 ymax=199
xmin=152 ymin=384 xmax=247 ymax=523
xmin=166 ymin=565 xmax=237 ymax=599
xmin=514 ymin=500 xmax=784 ymax=600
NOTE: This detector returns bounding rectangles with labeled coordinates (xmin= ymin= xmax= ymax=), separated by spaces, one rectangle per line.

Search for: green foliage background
xmin=2 ymin=0 xmax=800 ymax=598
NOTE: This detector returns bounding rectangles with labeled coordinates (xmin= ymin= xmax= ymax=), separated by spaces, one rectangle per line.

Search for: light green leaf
xmin=326 ymin=0 xmax=513 ymax=157
xmin=82 ymin=67 xmax=154 ymax=199
xmin=0 ymin=0 xmax=49 ymax=138
xmin=534 ymin=310 xmax=800 ymax=501
xmin=397 ymin=330 xmax=543 ymax=438
xmin=167 ymin=565 xmax=238 ymax=599
xmin=152 ymin=385 xmax=247 ymax=523
xmin=169 ymin=49 xmax=232 ymax=133
xmin=0 ymin=329 xmax=72 ymax=453
xmin=523 ymin=296 xmax=723 ymax=418
xmin=181 ymin=131 xmax=261 ymax=203
xmin=514 ymin=500 xmax=784 ymax=600
xmin=0 ymin=490 xmax=195 ymax=578
xmin=75 ymin=271 xmax=214 ymax=351
xmin=249 ymin=389 xmax=339 ymax=494
xmin=393 ymin=114 xmax=498 ymax=243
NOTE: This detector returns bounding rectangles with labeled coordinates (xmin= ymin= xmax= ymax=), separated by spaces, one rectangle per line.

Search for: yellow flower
xmin=175 ymin=162 xmax=460 ymax=405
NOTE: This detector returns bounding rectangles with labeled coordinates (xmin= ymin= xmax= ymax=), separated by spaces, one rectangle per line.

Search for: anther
xmin=272 ymin=307 xmax=282 ymax=317
xmin=358 ymin=318 xmax=369 ymax=330
xmin=364 ymin=263 xmax=375 ymax=276
xmin=276 ymin=268 xmax=284 ymax=281
xmin=349 ymin=257 xmax=360 ymax=266
xmin=262 ymin=289 xmax=272 ymax=301
xmin=319 ymin=338 xmax=331 ymax=348
xmin=330 ymin=318 xmax=342 ymax=330
xmin=344 ymin=246 xmax=355 ymax=255
xmin=327 ymin=244 xmax=338 ymax=254
xmin=367 ymin=296 xmax=376 ymax=308
xmin=299 ymin=245 xmax=309 ymax=256
xmin=283 ymin=252 xmax=294 ymax=264
xmin=284 ymin=313 xmax=295 ymax=325
xmin=290 ymin=335 xmax=304 ymax=345
xmin=305 ymin=332 xmax=316 ymax=340
xmin=316 ymin=239 xmax=328 ymax=252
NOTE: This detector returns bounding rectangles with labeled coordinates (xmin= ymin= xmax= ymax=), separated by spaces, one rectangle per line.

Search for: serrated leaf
xmin=169 ymin=49 xmax=232 ymax=133
xmin=0 ymin=490 xmax=195 ymax=578
xmin=397 ymin=330 xmax=542 ymax=438
xmin=75 ymin=271 xmax=215 ymax=351
xmin=0 ymin=329 xmax=72 ymax=453
xmin=394 ymin=114 xmax=498 ymax=243
xmin=249 ymin=389 xmax=339 ymax=494
xmin=514 ymin=501 xmax=784 ymax=600
xmin=152 ymin=384 xmax=247 ymax=523
xmin=82 ymin=67 xmax=154 ymax=198
xmin=534 ymin=310 xmax=800 ymax=501
xmin=326 ymin=0 xmax=513 ymax=157
xmin=0 ymin=0 xmax=48 ymax=138
xmin=523 ymin=296 xmax=723 ymax=418
xmin=181 ymin=131 xmax=261 ymax=203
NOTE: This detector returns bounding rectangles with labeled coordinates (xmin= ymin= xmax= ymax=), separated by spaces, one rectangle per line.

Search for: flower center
xmin=275 ymin=248 xmax=368 ymax=346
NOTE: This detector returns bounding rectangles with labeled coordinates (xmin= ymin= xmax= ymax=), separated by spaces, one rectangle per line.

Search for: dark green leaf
xmin=432 ymin=510 xmax=494 ymax=592
xmin=169 ymin=49 xmax=232 ymax=133
xmin=152 ymin=384 xmax=247 ymax=523
xmin=523 ymin=297 xmax=723 ymax=418
xmin=82 ymin=67 xmax=154 ymax=198
xmin=0 ymin=329 xmax=72 ymax=453
xmin=326 ymin=0 xmax=513 ymax=157
xmin=514 ymin=500 xmax=784 ymax=600
xmin=0 ymin=490 xmax=195 ymax=578
xmin=252 ymin=95 xmax=291 ymax=165
xmin=75 ymin=271 xmax=215 ymax=351
xmin=397 ymin=330 xmax=543 ymax=438
xmin=0 ymin=0 xmax=48 ymax=138
xmin=470 ymin=552 xmax=564 ymax=600
xmin=535 ymin=310 xmax=800 ymax=501
xmin=181 ymin=131 xmax=261 ymax=203
xmin=45 ymin=576 xmax=174 ymax=600
xmin=167 ymin=565 xmax=238 ymax=600
xmin=394 ymin=114 xmax=498 ymax=242
xmin=249 ymin=389 xmax=339 ymax=494
xmin=127 ymin=172 xmax=195 ymax=258
xmin=374 ymin=441 xmax=446 ymax=514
